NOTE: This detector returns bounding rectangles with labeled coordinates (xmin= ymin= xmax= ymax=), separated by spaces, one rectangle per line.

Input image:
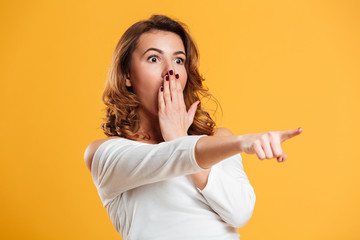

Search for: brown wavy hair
xmin=101 ymin=14 xmax=221 ymax=140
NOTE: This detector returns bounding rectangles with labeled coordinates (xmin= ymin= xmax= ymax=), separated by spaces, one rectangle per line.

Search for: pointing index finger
xmin=280 ymin=127 xmax=303 ymax=142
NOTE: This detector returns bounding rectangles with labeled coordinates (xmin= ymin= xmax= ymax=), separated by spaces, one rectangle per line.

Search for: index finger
xmin=280 ymin=127 xmax=303 ymax=142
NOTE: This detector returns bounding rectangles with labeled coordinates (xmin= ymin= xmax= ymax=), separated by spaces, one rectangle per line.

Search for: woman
xmin=84 ymin=15 xmax=302 ymax=239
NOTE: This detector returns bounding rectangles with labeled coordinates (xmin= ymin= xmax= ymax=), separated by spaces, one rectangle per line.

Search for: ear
xmin=125 ymin=73 xmax=132 ymax=87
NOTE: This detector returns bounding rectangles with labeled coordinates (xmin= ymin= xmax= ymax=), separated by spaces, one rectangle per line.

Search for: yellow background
xmin=1 ymin=0 xmax=359 ymax=239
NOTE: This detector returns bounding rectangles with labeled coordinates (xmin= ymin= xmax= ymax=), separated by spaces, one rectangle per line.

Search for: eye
xmin=147 ymin=55 xmax=159 ymax=63
xmin=175 ymin=57 xmax=184 ymax=64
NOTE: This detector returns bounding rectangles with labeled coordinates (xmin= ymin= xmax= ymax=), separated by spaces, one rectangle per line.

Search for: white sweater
xmin=90 ymin=135 xmax=256 ymax=240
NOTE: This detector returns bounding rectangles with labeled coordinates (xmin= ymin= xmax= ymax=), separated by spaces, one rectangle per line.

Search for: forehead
xmin=135 ymin=30 xmax=185 ymax=53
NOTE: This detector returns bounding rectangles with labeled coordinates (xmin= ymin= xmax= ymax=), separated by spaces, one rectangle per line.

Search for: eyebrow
xmin=142 ymin=48 xmax=186 ymax=56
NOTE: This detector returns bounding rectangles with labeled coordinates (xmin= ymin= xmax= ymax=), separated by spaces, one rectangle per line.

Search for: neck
xmin=136 ymin=107 xmax=164 ymax=143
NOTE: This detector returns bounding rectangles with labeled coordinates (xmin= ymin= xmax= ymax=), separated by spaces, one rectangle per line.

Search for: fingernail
xmin=166 ymin=75 xmax=169 ymax=81
xmin=169 ymin=70 xmax=173 ymax=75
xmin=175 ymin=74 xmax=179 ymax=79
xmin=160 ymin=86 xmax=163 ymax=91
xmin=197 ymin=101 xmax=200 ymax=106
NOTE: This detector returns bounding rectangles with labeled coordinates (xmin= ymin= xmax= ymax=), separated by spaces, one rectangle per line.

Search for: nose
xmin=162 ymin=59 xmax=175 ymax=78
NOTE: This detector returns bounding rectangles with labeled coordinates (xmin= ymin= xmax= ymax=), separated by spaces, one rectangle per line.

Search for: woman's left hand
xmin=158 ymin=70 xmax=199 ymax=142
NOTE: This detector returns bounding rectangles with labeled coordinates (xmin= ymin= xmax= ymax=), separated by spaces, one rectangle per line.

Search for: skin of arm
xmin=194 ymin=134 xmax=242 ymax=170
xmin=189 ymin=127 xmax=235 ymax=190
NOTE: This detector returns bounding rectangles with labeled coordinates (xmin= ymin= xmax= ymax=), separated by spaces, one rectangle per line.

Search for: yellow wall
xmin=1 ymin=0 xmax=359 ymax=239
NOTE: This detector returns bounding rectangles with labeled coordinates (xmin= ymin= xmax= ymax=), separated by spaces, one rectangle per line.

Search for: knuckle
xmin=260 ymin=134 xmax=268 ymax=141
xmin=268 ymin=131 xmax=275 ymax=139
xmin=252 ymin=140 xmax=260 ymax=148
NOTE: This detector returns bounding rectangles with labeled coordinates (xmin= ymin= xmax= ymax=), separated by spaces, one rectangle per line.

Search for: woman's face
xmin=126 ymin=30 xmax=188 ymax=116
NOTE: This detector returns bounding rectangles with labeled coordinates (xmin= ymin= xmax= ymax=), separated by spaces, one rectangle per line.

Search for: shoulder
xmin=83 ymin=136 xmax=124 ymax=172
xmin=212 ymin=127 xmax=234 ymax=137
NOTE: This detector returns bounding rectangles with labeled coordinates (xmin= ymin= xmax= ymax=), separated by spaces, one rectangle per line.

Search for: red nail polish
xmin=166 ymin=75 xmax=169 ymax=81
xmin=169 ymin=70 xmax=173 ymax=75
xmin=175 ymin=74 xmax=179 ymax=79
xmin=160 ymin=86 xmax=163 ymax=91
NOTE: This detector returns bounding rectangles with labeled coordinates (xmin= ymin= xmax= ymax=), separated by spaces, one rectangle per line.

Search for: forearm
xmin=194 ymin=135 xmax=242 ymax=169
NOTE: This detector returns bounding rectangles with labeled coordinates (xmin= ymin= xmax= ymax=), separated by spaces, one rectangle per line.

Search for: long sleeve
xmin=90 ymin=135 xmax=207 ymax=207
xmin=197 ymin=153 xmax=256 ymax=228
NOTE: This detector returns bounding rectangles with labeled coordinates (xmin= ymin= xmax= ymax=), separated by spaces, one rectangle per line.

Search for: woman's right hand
xmin=157 ymin=70 xmax=199 ymax=142
xmin=238 ymin=128 xmax=303 ymax=162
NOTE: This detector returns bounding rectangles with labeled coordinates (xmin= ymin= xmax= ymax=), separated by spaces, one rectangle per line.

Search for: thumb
xmin=187 ymin=101 xmax=200 ymax=122
xmin=280 ymin=127 xmax=303 ymax=142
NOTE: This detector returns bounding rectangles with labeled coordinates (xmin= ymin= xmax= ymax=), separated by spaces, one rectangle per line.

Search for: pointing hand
xmin=238 ymin=127 xmax=303 ymax=162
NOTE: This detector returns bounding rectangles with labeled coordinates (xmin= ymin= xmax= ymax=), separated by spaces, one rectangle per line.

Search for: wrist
xmin=235 ymin=135 xmax=244 ymax=153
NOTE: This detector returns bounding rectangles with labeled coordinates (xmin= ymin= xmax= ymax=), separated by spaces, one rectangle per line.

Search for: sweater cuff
xmin=186 ymin=134 xmax=209 ymax=171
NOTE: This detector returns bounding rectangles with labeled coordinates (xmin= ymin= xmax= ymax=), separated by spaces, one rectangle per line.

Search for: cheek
xmin=132 ymin=65 xmax=162 ymax=93
xmin=179 ymin=69 xmax=188 ymax=90
xmin=131 ymin=68 xmax=163 ymax=113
